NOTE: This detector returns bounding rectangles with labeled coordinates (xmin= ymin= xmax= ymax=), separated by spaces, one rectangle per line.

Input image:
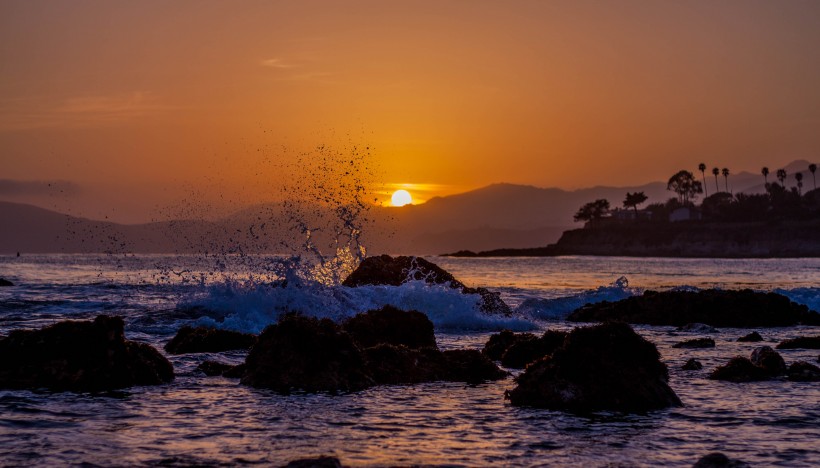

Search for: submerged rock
xmin=692 ymin=452 xmax=750 ymax=468
xmin=364 ymin=345 xmax=507 ymax=385
xmin=0 ymin=315 xmax=173 ymax=391
xmin=776 ymin=336 xmax=820 ymax=349
xmin=507 ymin=322 xmax=682 ymax=413
xmin=682 ymin=358 xmax=703 ymax=370
xmin=197 ymin=360 xmax=245 ymax=377
xmin=709 ymin=357 xmax=771 ymax=382
xmin=750 ymin=346 xmax=786 ymax=376
xmin=736 ymin=332 xmax=763 ymax=342
xmin=241 ymin=315 xmax=373 ymax=394
xmin=342 ymin=255 xmax=511 ymax=315
xmin=442 ymin=349 xmax=509 ymax=384
xmin=282 ymin=456 xmax=344 ymax=468
xmin=673 ymin=338 xmax=716 ymax=349
xmin=500 ymin=330 xmax=567 ymax=369
xmin=0 ymin=278 xmax=13 ymax=287
xmin=164 ymin=326 xmax=257 ymax=354
xmin=568 ymin=289 xmax=819 ymax=327
xmin=787 ymin=361 xmax=820 ymax=382
xmin=342 ymin=305 xmax=436 ymax=349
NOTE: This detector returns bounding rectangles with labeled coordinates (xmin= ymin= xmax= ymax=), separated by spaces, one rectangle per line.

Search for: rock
xmin=736 ymin=332 xmax=763 ymax=342
xmin=500 ymin=330 xmax=567 ymax=369
xmin=709 ymin=357 xmax=770 ymax=382
xmin=164 ymin=326 xmax=257 ymax=355
xmin=776 ymin=336 xmax=820 ymax=349
xmin=677 ymin=323 xmax=718 ymax=333
xmin=342 ymin=255 xmax=511 ymax=315
xmin=342 ymin=305 xmax=436 ymax=349
xmin=750 ymin=346 xmax=786 ymax=376
xmin=482 ymin=330 xmax=538 ymax=360
xmin=441 ymin=349 xmax=509 ymax=384
xmin=364 ymin=345 xmax=507 ymax=385
xmin=673 ymin=338 xmax=716 ymax=349
xmin=197 ymin=360 xmax=238 ymax=377
xmin=787 ymin=361 xmax=820 ymax=381
xmin=282 ymin=456 xmax=344 ymax=468
xmin=241 ymin=314 xmax=373 ymax=394
xmin=568 ymin=289 xmax=820 ymax=327
xmin=692 ymin=452 xmax=750 ymax=468
xmin=0 ymin=315 xmax=173 ymax=391
xmin=506 ymin=322 xmax=682 ymax=413
xmin=0 ymin=278 xmax=13 ymax=287
xmin=682 ymin=358 xmax=703 ymax=370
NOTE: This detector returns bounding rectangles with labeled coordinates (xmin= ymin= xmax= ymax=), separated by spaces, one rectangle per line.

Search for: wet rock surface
xmin=164 ymin=326 xmax=257 ymax=354
xmin=197 ymin=360 xmax=245 ymax=377
xmin=786 ymin=361 xmax=820 ymax=382
xmin=682 ymin=358 xmax=703 ymax=370
xmin=482 ymin=330 xmax=538 ymax=361
xmin=282 ymin=456 xmax=344 ymax=468
xmin=707 ymin=346 xmax=790 ymax=383
xmin=736 ymin=331 xmax=763 ymax=342
xmin=0 ymin=315 xmax=173 ymax=391
xmin=499 ymin=330 xmax=567 ymax=369
xmin=673 ymin=338 xmax=716 ymax=349
xmin=776 ymin=336 xmax=820 ymax=349
xmin=0 ymin=278 xmax=13 ymax=287
xmin=692 ymin=452 xmax=750 ymax=468
xmin=342 ymin=305 xmax=436 ymax=349
xmin=749 ymin=346 xmax=786 ymax=376
xmin=507 ymin=322 xmax=682 ymax=413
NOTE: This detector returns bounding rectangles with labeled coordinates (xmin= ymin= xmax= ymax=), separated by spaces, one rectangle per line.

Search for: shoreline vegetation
xmin=445 ymin=163 xmax=820 ymax=258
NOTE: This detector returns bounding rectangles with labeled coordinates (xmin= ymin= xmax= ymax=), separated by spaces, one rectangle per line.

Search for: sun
xmin=391 ymin=189 xmax=413 ymax=207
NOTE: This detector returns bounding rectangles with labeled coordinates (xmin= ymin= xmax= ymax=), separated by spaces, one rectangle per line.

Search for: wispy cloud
xmin=260 ymin=58 xmax=297 ymax=69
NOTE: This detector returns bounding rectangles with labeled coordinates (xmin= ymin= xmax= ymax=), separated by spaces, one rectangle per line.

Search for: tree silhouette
xmin=712 ymin=167 xmax=720 ymax=193
xmin=623 ymin=191 xmax=648 ymax=215
xmin=721 ymin=168 xmax=730 ymax=193
xmin=795 ymin=172 xmax=804 ymax=195
xmin=667 ymin=170 xmax=703 ymax=205
xmin=574 ymin=199 xmax=611 ymax=223
xmin=761 ymin=167 xmax=769 ymax=186
xmin=776 ymin=168 xmax=787 ymax=186
xmin=698 ymin=163 xmax=708 ymax=197
xmin=810 ymin=163 xmax=817 ymax=190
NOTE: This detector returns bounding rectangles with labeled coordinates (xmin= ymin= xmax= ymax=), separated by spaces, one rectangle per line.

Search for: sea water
xmin=1 ymin=254 xmax=819 ymax=467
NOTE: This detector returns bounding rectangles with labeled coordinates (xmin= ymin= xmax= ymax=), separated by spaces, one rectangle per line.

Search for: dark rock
xmin=197 ymin=360 xmax=237 ymax=377
xmin=568 ymin=289 xmax=819 ymax=327
xmin=441 ymin=349 xmax=509 ymax=384
xmin=787 ymin=361 xmax=820 ymax=382
xmin=500 ymin=330 xmax=567 ymax=369
xmin=673 ymin=338 xmax=716 ymax=349
xmin=709 ymin=357 xmax=770 ymax=382
xmin=677 ymin=323 xmax=718 ymax=333
xmin=282 ymin=456 xmax=344 ymax=468
xmin=364 ymin=345 xmax=507 ymax=385
xmin=682 ymin=358 xmax=703 ymax=370
xmin=736 ymin=332 xmax=763 ymax=342
xmin=222 ymin=363 xmax=246 ymax=379
xmin=692 ymin=452 xmax=750 ymax=468
xmin=342 ymin=305 xmax=436 ymax=349
xmin=0 ymin=278 xmax=13 ymax=287
xmin=750 ymin=346 xmax=786 ymax=376
xmin=241 ymin=315 xmax=373 ymax=394
xmin=507 ymin=322 xmax=682 ymax=413
xmin=0 ymin=315 xmax=173 ymax=391
xmin=164 ymin=326 xmax=257 ymax=355
xmin=776 ymin=336 xmax=820 ymax=349
xmin=342 ymin=255 xmax=511 ymax=315
xmin=482 ymin=330 xmax=537 ymax=360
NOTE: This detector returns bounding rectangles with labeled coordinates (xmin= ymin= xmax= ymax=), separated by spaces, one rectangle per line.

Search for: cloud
xmin=260 ymin=58 xmax=297 ymax=69
xmin=0 ymin=179 xmax=81 ymax=197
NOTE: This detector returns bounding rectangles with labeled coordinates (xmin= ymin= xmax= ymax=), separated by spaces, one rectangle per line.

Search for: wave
xmin=776 ymin=287 xmax=820 ymax=313
xmin=514 ymin=276 xmax=637 ymax=320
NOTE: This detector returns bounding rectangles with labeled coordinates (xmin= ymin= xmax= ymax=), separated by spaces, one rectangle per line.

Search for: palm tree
xmin=698 ymin=163 xmax=708 ymax=197
xmin=761 ymin=167 xmax=769 ymax=186
xmin=776 ymin=169 xmax=787 ymax=187
xmin=795 ymin=172 xmax=804 ymax=195
xmin=810 ymin=163 xmax=817 ymax=190
xmin=712 ymin=167 xmax=720 ymax=193
xmin=623 ymin=191 xmax=648 ymax=215
xmin=721 ymin=168 xmax=730 ymax=193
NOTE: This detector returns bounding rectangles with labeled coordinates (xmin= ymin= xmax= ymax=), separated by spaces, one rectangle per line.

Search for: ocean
xmin=1 ymin=253 xmax=819 ymax=467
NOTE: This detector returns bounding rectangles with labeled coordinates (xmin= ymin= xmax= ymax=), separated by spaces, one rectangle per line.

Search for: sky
xmin=2 ymin=1 xmax=820 ymax=222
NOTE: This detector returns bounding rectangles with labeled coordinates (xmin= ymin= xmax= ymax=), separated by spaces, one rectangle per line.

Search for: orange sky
xmin=2 ymin=1 xmax=820 ymax=221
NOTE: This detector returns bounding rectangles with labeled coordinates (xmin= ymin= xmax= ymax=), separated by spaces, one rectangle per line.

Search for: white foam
xmin=515 ymin=276 xmax=637 ymax=320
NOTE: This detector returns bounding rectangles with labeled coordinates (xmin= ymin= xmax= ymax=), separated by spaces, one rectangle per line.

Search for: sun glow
xmin=391 ymin=189 xmax=413 ymax=207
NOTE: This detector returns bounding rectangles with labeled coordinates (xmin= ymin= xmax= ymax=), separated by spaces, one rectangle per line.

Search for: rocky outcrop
xmin=682 ymin=358 xmax=703 ymax=370
xmin=673 ymin=338 xmax=715 ymax=349
xmin=482 ymin=330 xmax=537 ymax=360
xmin=0 ymin=278 xmax=13 ymax=287
xmin=709 ymin=357 xmax=770 ymax=382
xmin=568 ymin=289 xmax=819 ymax=327
xmin=342 ymin=305 xmax=436 ymax=349
xmin=750 ymin=346 xmax=786 ymax=375
xmin=776 ymin=336 xmax=820 ymax=349
xmin=692 ymin=452 xmax=750 ymax=468
xmin=282 ymin=456 xmax=344 ymax=468
xmin=506 ymin=322 xmax=682 ymax=413
xmin=342 ymin=255 xmax=511 ymax=315
xmin=737 ymin=332 xmax=763 ymax=342
xmin=500 ymin=330 xmax=567 ymax=369
xmin=197 ymin=360 xmax=245 ymax=377
xmin=677 ymin=323 xmax=718 ymax=333
xmin=442 ymin=349 xmax=509 ymax=384
xmin=0 ymin=315 xmax=173 ymax=391
xmin=364 ymin=345 xmax=507 ymax=385
xmin=787 ymin=361 xmax=820 ymax=382
xmin=164 ymin=326 xmax=257 ymax=354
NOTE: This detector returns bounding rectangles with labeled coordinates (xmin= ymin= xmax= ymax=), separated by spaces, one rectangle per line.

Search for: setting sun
xmin=391 ymin=189 xmax=413 ymax=207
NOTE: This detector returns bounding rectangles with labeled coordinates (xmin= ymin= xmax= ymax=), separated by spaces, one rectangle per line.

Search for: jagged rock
xmin=241 ymin=315 xmax=373 ymax=394
xmin=482 ymin=330 xmax=538 ymax=360
xmin=787 ymin=361 xmax=820 ymax=382
xmin=342 ymin=255 xmax=511 ymax=315
xmin=506 ymin=322 xmax=682 ymax=413
xmin=682 ymin=358 xmax=703 ymax=370
xmin=750 ymin=346 xmax=786 ymax=376
xmin=0 ymin=278 xmax=13 ymax=287
xmin=568 ymin=289 xmax=819 ymax=327
xmin=776 ymin=336 xmax=820 ymax=349
xmin=500 ymin=330 xmax=567 ymax=369
xmin=692 ymin=452 xmax=750 ymax=468
xmin=164 ymin=326 xmax=257 ymax=355
xmin=197 ymin=360 xmax=243 ymax=377
xmin=342 ymin=305 xmax=436 ymax=349
xmin=709 ymin=357 xmax=770 ymax=382
xmin=673 ymin=338 xmax=716 ymax=349
xmin=364 ymin=345 xmax=507 ymax=385
xmin=737 ymin=332 xmax=763 ymax=342
xmin=282 ymin=456 xmax=344 ymax=468
xmin=677 ymin=323 xmax=718 ymax=333
xmin=0 ymin=315 xmax=173 ymax=391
